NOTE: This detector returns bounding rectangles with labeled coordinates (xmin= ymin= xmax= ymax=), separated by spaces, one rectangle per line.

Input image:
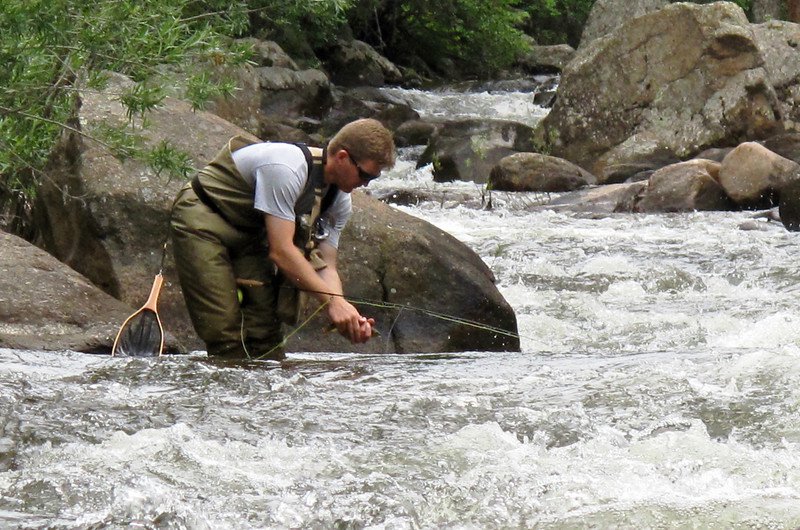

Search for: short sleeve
xmin=253 ymin=163 xmax=306 ymax=221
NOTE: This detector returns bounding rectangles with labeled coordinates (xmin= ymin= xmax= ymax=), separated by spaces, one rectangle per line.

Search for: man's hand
xmin=327 ymin=297 xmax=374 ymax=343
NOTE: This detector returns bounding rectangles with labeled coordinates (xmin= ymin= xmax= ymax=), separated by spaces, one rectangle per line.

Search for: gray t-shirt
xmin=231 ymin=142 xmax=351 ymax=249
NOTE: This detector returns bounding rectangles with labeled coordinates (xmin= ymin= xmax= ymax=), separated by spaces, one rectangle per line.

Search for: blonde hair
xmin=328 ymin=118 xmax=396 ymax=169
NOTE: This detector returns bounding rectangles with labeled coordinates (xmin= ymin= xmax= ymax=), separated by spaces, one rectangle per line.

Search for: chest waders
xmin=169 ymin=136 xmax=337 ymax=360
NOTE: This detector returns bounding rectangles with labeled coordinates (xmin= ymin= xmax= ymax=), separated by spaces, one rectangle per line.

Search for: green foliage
xmin=350 ymin=0 xmax=530 ymax=77
xmin=675 ymin=0 xmax=752 ymax=18
xmin=519 ymin=0 xmax=595 ymax=47
xmin=0 ymin=0 xmax=249 ymax=225
xmin=185 ymin=72 xmax=237 ymax=111
xmin=119 ymin=83 xmax=166 ymax=125
xmin=146 ymin=140 xmax=195 ymax=181
xmin=92 ymin=122 xmax=145 ymax=161
xmin=251 ymin=0 xmax=352 ymax=47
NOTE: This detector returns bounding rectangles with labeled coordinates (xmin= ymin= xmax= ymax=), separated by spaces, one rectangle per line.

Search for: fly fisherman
xmin=170 ymin=118 xmax=396 ymax=360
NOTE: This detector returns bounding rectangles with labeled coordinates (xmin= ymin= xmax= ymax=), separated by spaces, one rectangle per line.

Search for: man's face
xmin=333 ymin=149 xmax=382 ymax=192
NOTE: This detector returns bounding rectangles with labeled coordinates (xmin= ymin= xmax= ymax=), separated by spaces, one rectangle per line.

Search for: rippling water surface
xmin=3 ymin=85 xmax=800 ymax=529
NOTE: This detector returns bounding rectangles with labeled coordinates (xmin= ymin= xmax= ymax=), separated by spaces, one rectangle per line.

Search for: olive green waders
xmin=171 ymin=137 xmax=284 ymax=360
xmin=171 ymin=186 xmax=284 ymax=359
xmin=171 ymin=137 xmax=332 ymax=359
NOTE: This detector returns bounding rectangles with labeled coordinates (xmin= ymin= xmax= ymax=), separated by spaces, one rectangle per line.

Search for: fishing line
xmin=299 ymin=288 xmax=523 ymax=341
xmin=252 ymin=299 xmax=330 ymax=361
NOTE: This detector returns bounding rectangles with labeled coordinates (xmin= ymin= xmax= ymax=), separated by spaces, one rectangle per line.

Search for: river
xmin=2 ymin=82 xmax=800 ymax=529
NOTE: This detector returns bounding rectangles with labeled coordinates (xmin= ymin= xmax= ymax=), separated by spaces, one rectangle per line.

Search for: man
xmin=170 ymin=118 xmax=396 ymax=360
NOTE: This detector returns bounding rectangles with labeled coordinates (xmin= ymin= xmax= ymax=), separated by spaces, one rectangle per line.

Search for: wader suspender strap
xmin=293 ymin=143 xmax=339 ymax=254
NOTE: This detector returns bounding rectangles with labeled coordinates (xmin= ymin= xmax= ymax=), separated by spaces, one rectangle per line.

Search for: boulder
xmin=319 ymin=86 xmax=419 ymax=138
xmin=33 ymin=72 xmax=245 ymax=351
xmin=489 ymin=152 xmax=595 ymax=192
xmin=320 ymin=39 xmax=403 ymax=87
xmin=753 ymin=0 xmax=800 ymax=23
xmin=517 ymin=44 xmax=576 ymax=73
xmin=597 ymin=146 xmax=681 ymax=184
xmin=418 ymin=119 xmax=537 ymax=183
xmin=544 ymin=182 xmax=647 ymax=214
xmin=395 ymin=120 xmax=438 ymax=147
xmin=635 ymin=159 xmax=733 ymax=213
xmin=240 ymin=38 xmax=299 ymax=70
xmin=718 ymin=141 xmax=800 ymax=206
xmin=0 ymin=231 xmax=182 ymax=353
xmin=30 ymin=73 xmax=519 ymax=354
xmin=693 ymin=147 xmax=734 ymax=163
xmin=286 ymin=193 xmax=519 ymax=353
xmin=579 ymin=0 xmax=669 ymax=48
xmin=779 ymin=178 xmax=800 ymax=229
xmin=207 ymin=64 xmax=262 ymax=135
xmin=538 ymin=2 xmax=783 ymax=182
xmin=751 ymin=20 xmax=800 ymax=131
xmin=256 ymin=66 xmax=332 ymax=120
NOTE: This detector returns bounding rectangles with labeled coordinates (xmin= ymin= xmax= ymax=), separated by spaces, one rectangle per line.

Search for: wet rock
xmin=779 ymin=178 xmax=800 ymax=230
xmin=693 ymin=147 xmax=734 ymax=163
xmin=718 ymin=141 xmax=800 ymax=207
xmin=544 ymin=182 xmax=647 ymax=214
xmin=489 ymin=152 xmax=595 ymax=192
xmin=635 ymin=160 xmax=733 ymax=213
xmin=598 ymin=148 xmax=681 ymax=184
xmin=395 ymin=120 xmax=437 ymax=147
xmin=760 ymin=132 xmax=800 ymax=164
xmin=288 ymin=193 xmax=520 ymax=354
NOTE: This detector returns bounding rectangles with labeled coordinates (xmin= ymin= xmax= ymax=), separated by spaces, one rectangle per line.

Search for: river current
xmin=2 ymin=84 xmax=800 ymax=529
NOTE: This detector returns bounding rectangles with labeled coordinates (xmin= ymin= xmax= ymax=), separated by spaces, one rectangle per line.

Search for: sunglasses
xmin=347 ymin=151 xmax=381 ymax=182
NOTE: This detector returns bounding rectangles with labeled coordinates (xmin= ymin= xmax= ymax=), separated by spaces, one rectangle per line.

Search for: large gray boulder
xmin=29 ymin=73 xmax=519 ymax=354
xmin=0 ymin=231 xmax=182 ymax=353
xmin=287 ymin=193 xmax=519 ymax=353
xmin=538 ymin=2 xmax=782 ymax=183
